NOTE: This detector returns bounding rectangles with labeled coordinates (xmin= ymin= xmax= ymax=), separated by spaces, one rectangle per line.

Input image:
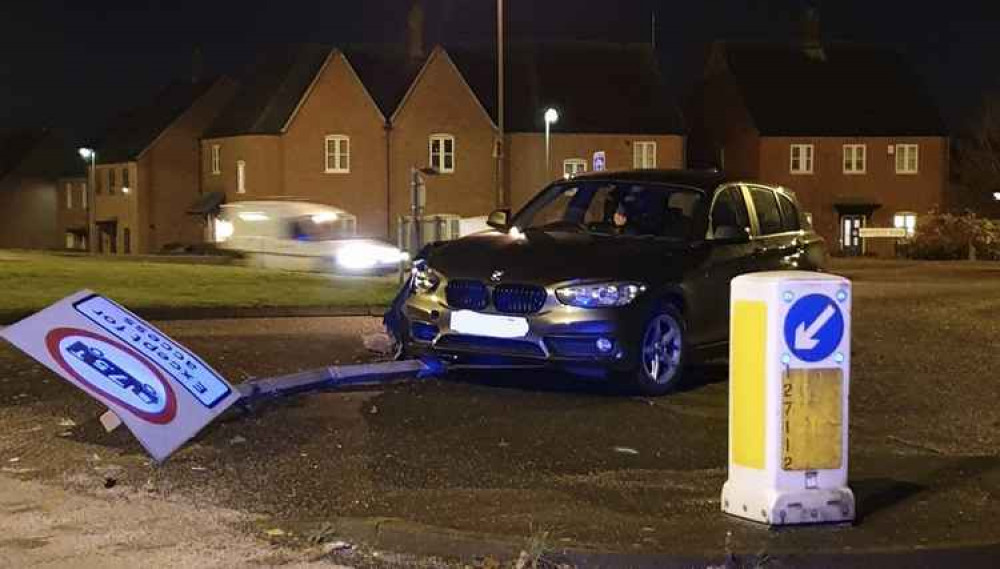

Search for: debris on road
xmin=265 ymin=528 xmax=287 ymax=537
xmin=103 ymin=477 xmax=117 ymax=489
xmin=58 ymin=418 xmax=77 ymax=427
xmin=613 ymin=446 xmax=640 ymax=455
xmin=362 ymin=332 xmax=394 ymax=355
xmin=229 ymin=435 xmax=247 ymax=445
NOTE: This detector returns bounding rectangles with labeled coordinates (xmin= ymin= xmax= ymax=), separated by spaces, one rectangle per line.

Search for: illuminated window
xmin=429 ymin=134 xmax=455 ymax=173
xmin=211 ymin=144 xmax=221 ymax=175
xmin=122 ymin=167 xmax=130 ymax=193
xmin=563 ymin=158 xmax=587 ymax=178
xmin=842 ymin=144 xmax=866 ymax=174
xmin=324 ymin=135 xmax=350 ymax=173
xmin=790 ymin=144 xmax=814 ymax=174
xmin=895 ymin=144 xmax=919 ymax=174
xmin=237 ymin=160 xmax=246 ymax=194
xmin=633 ymin=141 xmax=657 ymax=169
xmin=893 ymin=212 xmax=917 ymax=236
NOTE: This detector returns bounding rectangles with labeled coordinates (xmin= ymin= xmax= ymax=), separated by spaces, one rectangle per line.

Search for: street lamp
xmin=543 ymin=107 xmax=559 ymax=178
xmin=78 ymin=147 xmax=96 ymax=253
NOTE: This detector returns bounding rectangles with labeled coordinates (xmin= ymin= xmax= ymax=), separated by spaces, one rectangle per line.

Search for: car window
xmin=512 ymin=181 xmax=705 ymax=240
xmin=710 ymin=186 xmax=750 ymax=236
xmin=748 ymin=186 xmax=783 ymax=235
xmin=776 ymin=192 xmax=801 ymax=232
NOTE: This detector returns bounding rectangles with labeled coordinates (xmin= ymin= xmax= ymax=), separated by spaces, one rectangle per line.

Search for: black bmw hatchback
xmin=388 ymin=169 xmax=826 ymax=395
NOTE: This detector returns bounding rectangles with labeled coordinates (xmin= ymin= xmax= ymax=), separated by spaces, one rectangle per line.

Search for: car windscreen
xmin=511 ymin=181 xmax=705 ymax=240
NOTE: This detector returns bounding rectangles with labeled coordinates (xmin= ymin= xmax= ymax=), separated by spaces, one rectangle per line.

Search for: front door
xmin=840 ymin=215 xmax=865 ymax=256
xmin=97 ymin=222 xmax=118 ymax=254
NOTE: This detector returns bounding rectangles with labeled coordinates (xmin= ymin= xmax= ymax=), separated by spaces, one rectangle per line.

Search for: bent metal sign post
xmin=0 ymin=291 xmax=239 ymax=462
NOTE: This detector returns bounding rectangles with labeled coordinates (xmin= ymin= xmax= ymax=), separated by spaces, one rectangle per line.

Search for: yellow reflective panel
xmin=782 ymin=368 xmax=843 ymax=471
xmin=732 ymin=300 xmax=767 ymax=469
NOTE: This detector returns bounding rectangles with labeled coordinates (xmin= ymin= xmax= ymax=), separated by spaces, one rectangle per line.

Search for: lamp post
xmin=78 ymin=148 xmax=96 ymax=253
xmin=543 ymin=107 xmax=559 ymax=179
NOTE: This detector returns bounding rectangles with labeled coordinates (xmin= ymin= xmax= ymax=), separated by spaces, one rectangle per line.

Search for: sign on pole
xmin=723 ymin=272 xmax=854 ymax=525
xmin=858 ymin=227 xmax=907 ymax=239
xmin=592 ymin=150 xmax=606 ymax=172
xmin=0 ymin=291 xmax=239 ymax=462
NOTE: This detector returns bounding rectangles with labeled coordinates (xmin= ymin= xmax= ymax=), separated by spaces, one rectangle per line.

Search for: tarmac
xmin=0 ymin=259 xmax=999 ymax=567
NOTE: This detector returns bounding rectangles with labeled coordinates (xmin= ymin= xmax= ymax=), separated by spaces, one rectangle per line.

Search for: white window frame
xmin=237 ymin=160 xmax=246 ymax=194
xmin=895 ymin=144 xmax=919 ymax=174
xmin=65 ymin=182 xmax=73 ymax=209
xmin=324 ymin=135 xmax=350 ymax=173
xmin=563 ymin=158 xmax=587 ymax=178
xmin=893 ymin=211 xmax=917 ymax=237
xmin=789 ymin=144 xmax=814 ymax=174
xmin=842 ymin=144 xmax=866 ymax=174
xmin=633 ymin=140 xmax=657 ymax=169
xmin=429 ymin=134 xmax=455 ymax=174
xmin=211 ymin=144 xmax=221 ymax=175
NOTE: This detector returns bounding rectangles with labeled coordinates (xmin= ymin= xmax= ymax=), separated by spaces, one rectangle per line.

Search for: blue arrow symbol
xmin=793 ymin=304 xmax=837 ymax=351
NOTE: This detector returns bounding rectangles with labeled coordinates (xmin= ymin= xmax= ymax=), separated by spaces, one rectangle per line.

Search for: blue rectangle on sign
xmin=73 ymin=295 xmax=231 ymax=408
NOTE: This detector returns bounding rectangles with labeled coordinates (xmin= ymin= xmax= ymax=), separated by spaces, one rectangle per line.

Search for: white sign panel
xmin=0 ymin=291 xmax=239 ymax=462
xmin=858 ymin=227 xmax=907 ymax=238
xmin=592 ymin=150 xmax=606 ymax=172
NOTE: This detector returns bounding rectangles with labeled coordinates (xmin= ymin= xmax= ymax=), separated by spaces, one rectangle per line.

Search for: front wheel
xmin=623 ymin=304 xmax=688 ymax=396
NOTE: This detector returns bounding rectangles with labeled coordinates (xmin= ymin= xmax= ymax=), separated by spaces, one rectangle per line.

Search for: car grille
xmin=445 ymin=279 xmax=489 ymax=310
xmin=435 ymin=334 xmax=546 ymax=358
xmin=493 ymin=284 xmax=547 ymax=314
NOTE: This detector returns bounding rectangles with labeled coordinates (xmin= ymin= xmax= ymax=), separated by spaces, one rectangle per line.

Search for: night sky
xmin=2 ymin=0 xmax=998 ymax=140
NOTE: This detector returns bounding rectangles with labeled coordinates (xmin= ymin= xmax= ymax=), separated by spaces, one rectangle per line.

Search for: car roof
xmin=568 ymin=168 xmax=727 ymax=191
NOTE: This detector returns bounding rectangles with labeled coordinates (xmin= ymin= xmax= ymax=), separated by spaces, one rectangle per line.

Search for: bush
xmin=906 ymin=211 xmax=1000 ymax=260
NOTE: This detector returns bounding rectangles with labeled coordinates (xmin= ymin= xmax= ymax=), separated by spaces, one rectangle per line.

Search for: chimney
xmin=192 ymin=45 xmax=205 ymax=84
xmin=407 ymin=1 xmax=426 ymax=60
xmin=801 ymin=5 xmax=826 ymax=61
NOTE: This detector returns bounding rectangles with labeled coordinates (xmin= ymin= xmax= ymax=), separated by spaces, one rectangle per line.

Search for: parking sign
xmin=0 ymin=291 xmax=239 ymax=462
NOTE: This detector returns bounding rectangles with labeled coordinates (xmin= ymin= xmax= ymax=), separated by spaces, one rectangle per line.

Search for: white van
xmin=215 ymin=200 xmax=407 ymax=274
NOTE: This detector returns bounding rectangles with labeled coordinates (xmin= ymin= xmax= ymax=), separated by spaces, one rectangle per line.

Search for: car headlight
xmin=556 ymin=282 xmax=646 ymax=308
xmin=411 ymin=260 xmax=440 ymax=293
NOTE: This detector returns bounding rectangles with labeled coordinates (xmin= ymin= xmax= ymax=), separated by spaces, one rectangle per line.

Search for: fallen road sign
xmin=0 ymin=290 xmax=240 ymax=463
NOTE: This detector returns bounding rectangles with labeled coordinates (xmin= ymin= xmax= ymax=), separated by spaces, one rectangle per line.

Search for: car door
xmin=744 ymin=184 xmax=801 ymax=271
xmin=688 ymin=184 xmax=756 ymax=346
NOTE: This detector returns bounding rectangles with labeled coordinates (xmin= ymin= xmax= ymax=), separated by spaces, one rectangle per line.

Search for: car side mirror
xmin=487 ymin=209 xmax=510 ymax=230
xmin=712 ymin=225 xmax=751 ymax=243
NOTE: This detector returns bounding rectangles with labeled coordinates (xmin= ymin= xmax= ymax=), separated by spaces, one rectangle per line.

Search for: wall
xmin=390 ymin=49 xmax=498 ymax=237
xmin=90 ymin=162 xmax=139 ymax=253
xmin=201 ymin=135 xmax=284 ymax=201
xmin=54 ymin=177 xmax=89 ymax=248
xmin=281 ymin=52 xmax=389 ymax=237
xmin=758 ymin=136 xmax=948 ymax=253
xmin=0 ymin=177 xmax=60 ymax=249
xmin=505 ymin=133 xmax=686 ymax=210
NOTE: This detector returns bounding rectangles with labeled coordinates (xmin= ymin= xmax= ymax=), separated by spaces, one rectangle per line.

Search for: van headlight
xmin=412 ymin=260 xmax=439 ymax=293
xmin=556 ymin=282 xmax=645 ymax=308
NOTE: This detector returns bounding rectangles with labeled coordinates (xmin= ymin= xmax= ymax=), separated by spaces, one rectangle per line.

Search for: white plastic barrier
xmin=722 ymin=271 xmax=855 ymax=525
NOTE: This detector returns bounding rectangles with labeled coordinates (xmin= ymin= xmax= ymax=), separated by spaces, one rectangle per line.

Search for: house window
xmin=237 ymin=160 xmax=246 ymax=194
xmin=211 ymin=144 xmax=221 ymax=175
xmin=80 ymin=183 xmax=88 ymax=209
xmin=895 ymin=144 xmax=919 ymax=174
xmin=324 ymin=135 xmax=350 ymax=173
xmin=894 ymin=212 xmax=917 ymax=237
xmin=65 ymin=183 xmax=73 ymax=209
xmin=563 ymin=158 xmax=587 ymax=178
xmin=429 ymin=134 xmax=455 ymax=173
xmin=633 ymin=141 xmax=657 ymax=169
xmin=95 ymin=170 xmax=102 ymax=195
xmin=122 ymin=167 xmax=130 ymax=193
xmin=843 ymin=144 xmax=866 ymax=174
xmin=123 ymin=227 xmax=131 ymax=255
xmin=789 ymin=144 xmax=814 ymax=174
xmin=108 ymin=169 xmax=116 ymax=195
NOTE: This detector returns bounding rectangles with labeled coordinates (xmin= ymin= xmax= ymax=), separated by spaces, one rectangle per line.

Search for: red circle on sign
xmin=45 ymin=327 xmax=178 ymax=424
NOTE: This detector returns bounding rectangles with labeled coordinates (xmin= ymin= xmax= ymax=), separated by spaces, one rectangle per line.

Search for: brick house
xmin=92 ymin=77 xmax=237 ymax=254
xmin=0 ymin=129 xmax=85 ymax=250
xmin=200 ymin=44 xmax=420 ymax=238
xmin=688 ymin=40 xmax=948 ymax=256
xmin=450 ymin=43 xmax=686 ymax=210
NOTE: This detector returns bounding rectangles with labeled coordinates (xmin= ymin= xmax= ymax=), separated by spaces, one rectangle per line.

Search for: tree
xmin=952 ymin=93 xmax=1000 ymax=215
